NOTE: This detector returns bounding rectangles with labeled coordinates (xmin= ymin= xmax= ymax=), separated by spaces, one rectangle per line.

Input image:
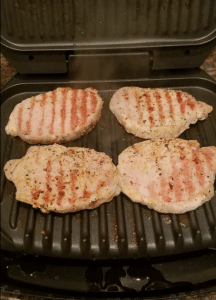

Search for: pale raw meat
xmin=4 ymin=144 xmax=120 ymax=213
xmin=6 ymin=87 xmax=103 ymax=144
xmin=117 ymin=139 xmax=216 ymax=214
xmin=110 ymin=87 xmax=212 ymax=139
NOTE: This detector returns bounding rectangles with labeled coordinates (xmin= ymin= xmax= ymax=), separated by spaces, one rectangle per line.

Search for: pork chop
xmin=4 ymin=144 xmax=120 ymax=213
xmin=6 ymin=87 xmax=103 ymax=144
xmin=117 ymin=139 xmax=216 ymax=214
xmin=110 ymin=87 xmax=212 ymax=139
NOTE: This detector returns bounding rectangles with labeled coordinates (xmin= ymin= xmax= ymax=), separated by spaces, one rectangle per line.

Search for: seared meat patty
xmin=117 ymin=139 xmax=216 ymax=214
xmin=6 ymin=87 xmax=103 ymax=144
xmin=110 ymin=87 xmax=212 ymax=139
xmin=4 ymin=144 xmax=120 ymax=213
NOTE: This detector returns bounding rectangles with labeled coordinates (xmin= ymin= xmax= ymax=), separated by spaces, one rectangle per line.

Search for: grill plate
xmin=1 ymin=71 xmax=216 ymax=259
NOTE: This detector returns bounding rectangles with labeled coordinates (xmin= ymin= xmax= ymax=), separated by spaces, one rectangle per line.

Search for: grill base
xmin=1 ymin=249 xmax=216 ymax=298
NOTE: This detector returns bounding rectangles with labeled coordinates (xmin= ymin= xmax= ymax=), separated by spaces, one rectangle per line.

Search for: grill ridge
xmin=98 ymin=204 xmax=109 ymax=254
xmin=116 ymin=194 xmax=128 ymax=254
xmin=133 ymin=203 xmax=146 ymax=254
xmin=36 ymin=0 xmax=44 ymax=39
xmin=171 ymin=214 xmax=183 ymax=247
xmin=42 ymin=214 xmax=54 ymax=254
xmin=9 ymin=195 xmax=19 ymax=230
xmin=24 ymin=208 xmax=36 ymax=250
xmin=1 ymin=137 xmax=13 ymax=204
xmin=188 ymin=211 xmax=201 ymax=243
xmin=62 ymin=214 xmax=71 ymax=253
xmin=2 ymin=0 xmax=13 ymax=36
xmin=81 ymin=210 xmax=90 ymax=254
xmin=152 ymin=211 xmax=165 ymax=250
xmin=204 ymin=202 xmax=216 ymax=235
xmin=25 ymin=0 xmax=34 ymax=39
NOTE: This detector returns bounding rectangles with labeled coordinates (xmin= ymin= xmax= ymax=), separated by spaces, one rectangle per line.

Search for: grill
xmin=1 ymin=0 xmax=216 ymax=298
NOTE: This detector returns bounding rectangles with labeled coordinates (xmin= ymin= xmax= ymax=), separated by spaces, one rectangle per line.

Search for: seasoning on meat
xmin=4 ymin=144 xmax=121 ymax=213
xmin=110 ymin=87 xmax=213 ymax=139
xmin=6 ymin=87 xmax=103 ymax=144
xmin=117 ymin=139 xmax=216 ymax=214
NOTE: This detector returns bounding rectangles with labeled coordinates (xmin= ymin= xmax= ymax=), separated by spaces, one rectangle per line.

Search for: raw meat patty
xmin=4 ymin=144 xmax=120 ymax=213
xmin=117 ymin=139 xmax=216 ymax=214
xmin=110 ymin=87 xmax=213 ymax=139
xmin=5 ymin=87 xmax=103 ymax=144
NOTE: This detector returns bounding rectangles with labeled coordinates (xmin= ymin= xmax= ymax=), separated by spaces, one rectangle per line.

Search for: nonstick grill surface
xmin=1 ymin=72 xmax=216 ymax=259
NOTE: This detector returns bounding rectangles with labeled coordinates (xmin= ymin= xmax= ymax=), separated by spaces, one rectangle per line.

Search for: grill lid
xmin=1 ymin=0 xmax=216 ymax=74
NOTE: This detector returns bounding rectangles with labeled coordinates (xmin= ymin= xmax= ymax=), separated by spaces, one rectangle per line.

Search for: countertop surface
xmin=1 ymin=49 xmax=216 ymax=300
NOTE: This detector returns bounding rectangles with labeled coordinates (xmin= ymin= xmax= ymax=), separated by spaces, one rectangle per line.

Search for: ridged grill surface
xmin=1 ymin=80 xmax=216 ymax=259
xmin=1 ymin=0 xmax=216 ymax=50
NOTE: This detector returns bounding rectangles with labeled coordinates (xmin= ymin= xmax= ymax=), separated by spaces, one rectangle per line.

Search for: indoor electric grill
xmin=1 ymin=0 xmax=216 ymax=299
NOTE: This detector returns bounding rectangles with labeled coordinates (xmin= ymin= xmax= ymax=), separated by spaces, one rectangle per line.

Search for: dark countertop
xmin=1 ymin=50 xmax=216 ymax=300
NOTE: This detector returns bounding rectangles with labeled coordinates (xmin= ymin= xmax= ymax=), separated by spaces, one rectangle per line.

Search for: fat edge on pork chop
xmin=5 ymin=87 xmax=103 ymax=144
xmin=110 ymin=87 xmax=213 ymax=139
xmin=4 ymin=144 xmax=121 ymax=213
xmin=117 ymin=138 xmax=216 ymax=214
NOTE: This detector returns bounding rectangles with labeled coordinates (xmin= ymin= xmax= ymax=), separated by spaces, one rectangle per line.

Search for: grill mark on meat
xmin=96 ymin=180 xmax=106 ymax=192
xmin=156 ymin=159 xmax=171 ymax=202
xmin=180 ymin=147 xmax=196 ymax=197
xmin=35 ymin=147 xmax=40 ymax=164
xmin=134 ymin=90 xmax=143 ymax=123
xmin=49 ymin=90 xmax=57 ymax=134
xmin=82 ymin=189 xmax=92 ymax=199
xmin=90 ymin=89 xmax=98 ymax=113
xmin=56 ymin=161 xmax=65 ymax=206
xmin=171 ymin=159 xmax=184 ymax=202
xmin=61 ymin=89 xmax=67 ymax=134
xmin=18 ymin=106 xmax=23 ymax=133
xmin=165 ymin=91 xmax=174 ymax=120
xmin=32 ymin=188 xmax=40 ymax=201
xmin=201 ymin=148 xmax=214 ymax=172
xmin=177 ymin=91 xmax=186 ymax=114
xmin=123 ymin=89 xmax=129 ymax=102
xmin=69 ymin=170 xmax=77 ymax=204
xmin=148 ymin=180 xmax=160 ymax=201
xmin=186 ymin=96 xmax=195 ymax=111
xmin=32 ymin=148 xmax=40 ymax=203
xmin=80 ymin=90 xmax=88 ymax=126
xmin=25 ymin=97 xmax=35 ymax=135
xmin=38 ymin=94 xmax=46 ymax=136
xmin=154 ymin=91 xmax=165 ymax=125
xmin=145 ymin=91 xmax=155 ymax=126
xmin=192 ymin=149 xmax=205 ymax=188
xmin=43 ymin=160 xmax=52 ymax=204
xmin=71 ymin=89 xmax=78 ymax=130
xmin=161 ymin=174 xmax=171 ymax=202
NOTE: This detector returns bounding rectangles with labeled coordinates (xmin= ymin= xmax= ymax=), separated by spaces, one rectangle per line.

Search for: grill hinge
xmin=68 ymin=51 xmax=151 ymax=81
